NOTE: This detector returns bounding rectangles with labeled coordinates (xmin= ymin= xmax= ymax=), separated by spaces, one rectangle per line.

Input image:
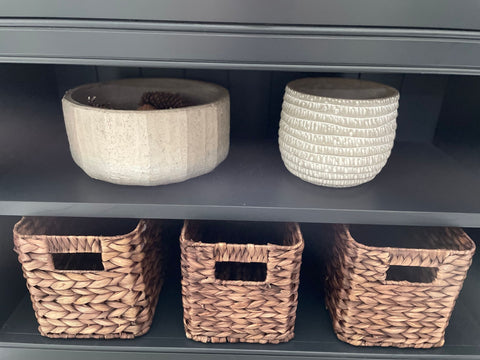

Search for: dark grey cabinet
xmin=0 ymin=3 xmax=479 ymax=359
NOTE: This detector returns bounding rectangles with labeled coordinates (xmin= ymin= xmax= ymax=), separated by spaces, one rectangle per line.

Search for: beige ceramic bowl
xmin=62 ymin=78 xmax=230 ymax=186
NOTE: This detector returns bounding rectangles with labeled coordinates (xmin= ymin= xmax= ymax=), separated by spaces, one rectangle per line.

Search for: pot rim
xmin=286 ymin=77 xmax=399 ymax=104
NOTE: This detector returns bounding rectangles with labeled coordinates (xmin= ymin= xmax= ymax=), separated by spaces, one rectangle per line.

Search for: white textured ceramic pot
xmin=62 ymin=78 xmax=230 ymax=186
xmin=279 ymin=78 xmax=399 ymax=188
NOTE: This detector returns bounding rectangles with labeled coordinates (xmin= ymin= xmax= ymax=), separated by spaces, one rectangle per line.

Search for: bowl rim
xmin=62 ymin=77 xmax=229 ymax=113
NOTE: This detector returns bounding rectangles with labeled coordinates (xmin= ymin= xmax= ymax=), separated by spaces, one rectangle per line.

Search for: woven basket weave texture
xmin=13 ymin=217 xmax=164 ymax=339
xmin=180 ymin=221 xmax=304 ymax=344
xmin=325 ymin=224 xmax=475 ymax=348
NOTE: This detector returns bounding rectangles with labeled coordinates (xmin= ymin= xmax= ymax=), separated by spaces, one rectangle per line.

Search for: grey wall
xmin=0 ymin=64 xmax=60 ymax=324
xmin=434 ymin=76 xmax=480 ymax=174
xmin=0 ymin=216 xmax=24 ymax=325
xmin=435 ymin=76 xmax=480 ymax=143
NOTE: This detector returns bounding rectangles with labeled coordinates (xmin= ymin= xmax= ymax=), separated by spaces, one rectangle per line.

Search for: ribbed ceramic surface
xmin=279 ymin=78 xmax=399 ymax=188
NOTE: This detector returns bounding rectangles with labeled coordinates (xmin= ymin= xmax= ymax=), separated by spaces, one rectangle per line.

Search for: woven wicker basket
xmin=13 ymin=217 xmax=164 ymax=339
xmin=180 ymin=220 xmax=304 ymax=344
xmin=326 ymin=224 xmax=475 ymax=348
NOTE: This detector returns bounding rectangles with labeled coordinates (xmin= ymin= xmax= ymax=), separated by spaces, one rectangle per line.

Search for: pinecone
xmin=139 ymin=91 xmax=190 ymax=110
xmin=87 ymin=96 xmax=113 ymax=109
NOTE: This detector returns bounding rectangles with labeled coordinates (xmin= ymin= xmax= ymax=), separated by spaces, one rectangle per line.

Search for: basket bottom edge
xmin=185 ymin=330 xmax=295 ymax=344
xmin=334 ymin=332 xmax=445 ymax=349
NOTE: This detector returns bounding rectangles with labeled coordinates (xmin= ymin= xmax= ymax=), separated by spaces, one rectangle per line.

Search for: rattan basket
xmin=326 ymin=224 xmax=475 ymax=348
xmin=180 ymin=220 xmax=304 ymax=344
xmin=13 ymin=217 xmax=164 ymax=339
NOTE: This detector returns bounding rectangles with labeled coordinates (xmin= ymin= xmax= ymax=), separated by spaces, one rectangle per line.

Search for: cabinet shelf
xmin=1 ymin=104 xmax=479 ymax=226
xmin=1 ymin=1 xmax=480 ymax=356
xmin=1 ymin=225 xmax=479 ymax=360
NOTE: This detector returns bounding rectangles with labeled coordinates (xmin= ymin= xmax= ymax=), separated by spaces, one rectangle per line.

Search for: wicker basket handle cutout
xmin=380 ymin=248 xmax=447 ymax=285
xmin=13 ymin=233 xmax=105 ymax=273
xmin=14 ymin=218 xmax=149 ymax=273
xmin=382 ymin=236 xmax=475 ymax=285
xmin=339 ymin=224 xmax=466 ymax=286
xmin=48 ymin=222 xmax=149 ymax=272
xmin=213 ymin=243 xmax=270 ymax=283
xmin=44 ymin=236 xmax=106 ymax=272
